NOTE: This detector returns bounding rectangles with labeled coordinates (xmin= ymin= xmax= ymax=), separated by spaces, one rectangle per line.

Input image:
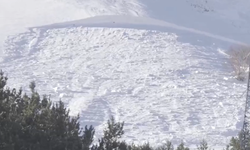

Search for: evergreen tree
xmin=93 ymin=116 xmax=125 ymax=150
xmin=0 ymin=71 xmax=95 ymax=150
xmin=156 ymin=141 xmax=174 ymax=150
xmin=197 ymin=139 xmax=209 ymax=150
xmin=227 ymin=131 xmax=242 ymax=150
xmin=176 ymin=142 xmax=189 ymax=150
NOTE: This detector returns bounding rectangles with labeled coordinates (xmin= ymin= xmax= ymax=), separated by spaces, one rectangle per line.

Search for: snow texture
xmin=1 ymin=0 xmax=250 ymax=149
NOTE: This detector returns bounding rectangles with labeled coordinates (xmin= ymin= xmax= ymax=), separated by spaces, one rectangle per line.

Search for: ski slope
xmin=1 ymin=0 xmax=250 ymax=149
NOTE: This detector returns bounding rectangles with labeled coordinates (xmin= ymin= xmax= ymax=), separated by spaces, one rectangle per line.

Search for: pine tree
xmin=0 ymin=71 xmax=95 ymax=150
xmin=93 ymin=116 xmax=125 ymax=150
xmin=176 ymin=142 xmax=189 ymax=150
xmin=197 ymin=139 xmax=209 ymax=150
xmin=228 ymin=132 xmax=241 ymax=150
xmin=156 ymin=141 xmax=174 ymax=150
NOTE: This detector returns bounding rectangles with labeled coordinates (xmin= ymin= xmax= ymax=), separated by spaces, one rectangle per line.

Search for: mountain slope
xmin=0 ymin=16 xmax=247 ymax=148
xmin=0 ymin=0 xmax=145 ymax=59
xmin=1 ymin=0 xmax=250 ymax=149
xmin=140 ymin=0 xmax=250 ymax=44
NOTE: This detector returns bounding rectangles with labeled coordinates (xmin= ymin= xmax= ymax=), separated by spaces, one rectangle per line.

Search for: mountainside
xmin=0 ymin=0 xmax=145 ymax=59
xmin=1 ymin=0 xmax=250 ymax=149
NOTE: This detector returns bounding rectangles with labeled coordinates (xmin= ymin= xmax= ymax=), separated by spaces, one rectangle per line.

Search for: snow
xmin=0 ymin=0 xmax=145 ymax=59
xmin=1 ymin=0 xmax=250 ymax=149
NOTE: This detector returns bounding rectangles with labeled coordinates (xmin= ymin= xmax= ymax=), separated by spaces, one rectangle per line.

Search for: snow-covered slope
xmin=1 ymin=0 xmax=250 ymax=149
xmin=0 ymin=0 xmax=145 ymax=59
xmin=141 ymin=0 xmax=250 ymax=44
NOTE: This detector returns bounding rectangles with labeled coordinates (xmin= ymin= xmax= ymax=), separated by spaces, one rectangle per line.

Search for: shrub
xmin=228 ymin=45 xmax=250 ymax=81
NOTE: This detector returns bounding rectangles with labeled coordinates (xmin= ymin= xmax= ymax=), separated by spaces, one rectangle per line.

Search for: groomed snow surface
xmin=1 ymin=0 xmax=250 ymax=149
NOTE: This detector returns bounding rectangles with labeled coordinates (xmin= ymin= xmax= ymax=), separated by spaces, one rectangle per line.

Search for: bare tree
xmin=228 ymin=45 xmax=250 ymax=81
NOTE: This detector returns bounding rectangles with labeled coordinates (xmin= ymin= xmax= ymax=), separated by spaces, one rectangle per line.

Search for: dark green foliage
xmin=227 ymin=131 xmax=242 ymax=150
xmin=228 ymin=137 xmax=241 ymax=150
xmin=135 ymin=143 xmax=153 ymax=150
xmin=197 ymin=139 xmax=209 ymax=150
xmin=82 ymin=125 xmax=95 ymax=149
xmin=103 ymin=116 xmax=124 ymax=143
xmin=176 ymin=142 xmax=189 ymax=150
xmin=0 ymin=71 xmax=94 ymax=150
xmin=120 ymin=143 xmax=153 ymax=150
xmin=93 ymin=116 xmax=125 ymax=150
xmin=226 ymin=131 xmax=250 ymax=150
xmin=156 ymin=141 xmax=174 ymax=150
